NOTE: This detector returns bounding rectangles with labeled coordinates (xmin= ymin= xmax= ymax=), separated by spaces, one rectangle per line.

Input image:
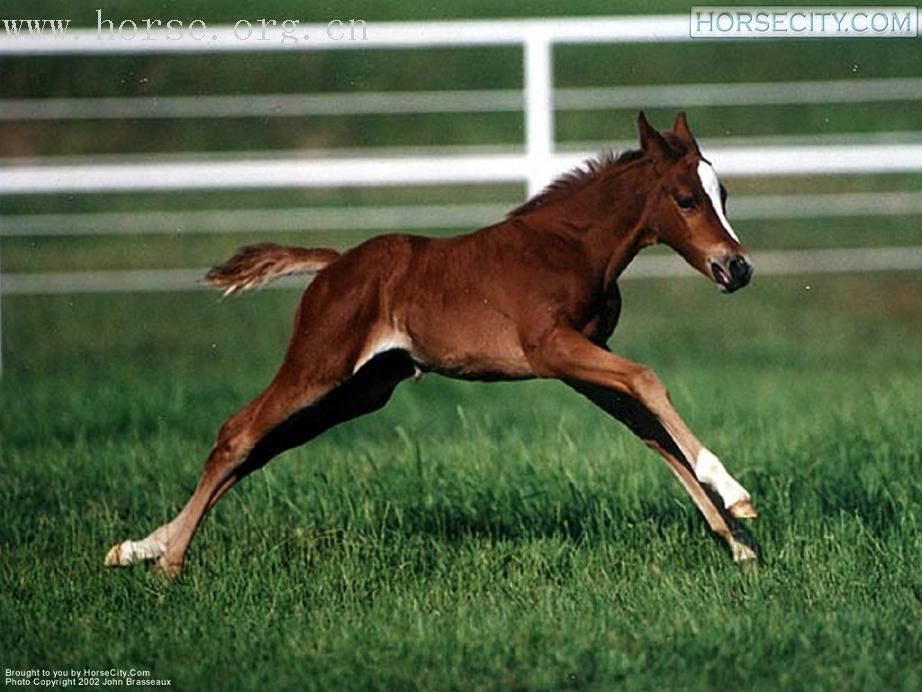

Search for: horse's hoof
xmin=729 ymin=499 xmax=758 ymax=519
xmin=737 ymin=554 xmax=759 ymax=574
xmin=731 ymin=540 xmax=759 ymax=568
xmin=104 ymin=543 xmax=126 ymax=567
xmin=103 ymin=538 xmax=165 ymax=567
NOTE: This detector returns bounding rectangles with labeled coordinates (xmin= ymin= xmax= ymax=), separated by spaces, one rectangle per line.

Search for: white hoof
xmin=104 ymin=538 xmax=165 ymax=567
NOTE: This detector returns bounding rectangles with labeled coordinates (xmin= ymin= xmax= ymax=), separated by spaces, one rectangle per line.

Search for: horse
xmin=105 ymin=111 xmax=759 ymax=577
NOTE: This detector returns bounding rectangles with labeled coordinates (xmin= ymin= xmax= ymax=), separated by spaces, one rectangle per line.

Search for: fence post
xmin=523 ymin=33 xmax=554 ymax=197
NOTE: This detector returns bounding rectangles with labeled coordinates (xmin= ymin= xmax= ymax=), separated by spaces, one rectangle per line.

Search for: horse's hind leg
xmin=104 ymin=391 xmax=273 ymax=574
xmin=105 ymin=350 xmax=415 ymax=577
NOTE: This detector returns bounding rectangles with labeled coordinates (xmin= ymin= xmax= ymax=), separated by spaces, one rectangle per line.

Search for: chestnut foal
xmin=106 ymin=112 xmax=758 ymax=576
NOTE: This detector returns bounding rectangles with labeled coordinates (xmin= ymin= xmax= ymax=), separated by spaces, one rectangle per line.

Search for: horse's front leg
xmin=528 ymin=327 xmax=758 ymax=563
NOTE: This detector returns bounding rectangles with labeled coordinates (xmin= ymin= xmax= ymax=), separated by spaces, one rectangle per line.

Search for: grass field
xmin=2 ymin=269 xmax=921 ymax=691
xmin=2 ymin=0 xmax=921 ymax=688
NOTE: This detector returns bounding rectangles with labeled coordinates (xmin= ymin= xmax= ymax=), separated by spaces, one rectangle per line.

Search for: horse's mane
xmin=507 ymin=148 xmax=646 ymax=218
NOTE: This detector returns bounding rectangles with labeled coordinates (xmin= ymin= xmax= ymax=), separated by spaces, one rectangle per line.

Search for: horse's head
xmin=637 ymin=111 xmax=753 ymax=293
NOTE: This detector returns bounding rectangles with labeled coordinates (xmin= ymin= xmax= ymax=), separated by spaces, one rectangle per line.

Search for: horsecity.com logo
xmin=691 ymin=6 xmax=918 ymax=36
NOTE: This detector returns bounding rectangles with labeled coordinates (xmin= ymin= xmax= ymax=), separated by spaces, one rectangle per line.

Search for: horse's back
xmin=287 ymin=222 xmax=603 ymax=380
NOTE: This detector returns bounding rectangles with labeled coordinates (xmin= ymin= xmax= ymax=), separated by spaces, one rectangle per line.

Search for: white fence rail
xmin=4 ymin=143 xmax=922 ymax=196
xmin=3 ymin=192 xmax=920 ymax=238
xmin=0 ymin=16 xmax=695 ymax=55
xmin=2 ymin=77 xmax=922 ymax=120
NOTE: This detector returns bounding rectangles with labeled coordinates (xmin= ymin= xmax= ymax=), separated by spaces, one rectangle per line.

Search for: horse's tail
xmin=203 ymin=243 xmax=341 ymax=298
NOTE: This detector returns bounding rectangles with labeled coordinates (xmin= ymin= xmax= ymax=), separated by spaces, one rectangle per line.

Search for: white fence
xmin=2 ymin=15 xmax=922 ymax=195
xmin=1 ymin=13 xmax=922 ymax=373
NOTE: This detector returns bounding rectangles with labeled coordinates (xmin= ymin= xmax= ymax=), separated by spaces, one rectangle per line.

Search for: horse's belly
xmin=406 ymin=315 xmax=534 ymax=381
xmin=424 ymin=349 xmax=535 ymax=381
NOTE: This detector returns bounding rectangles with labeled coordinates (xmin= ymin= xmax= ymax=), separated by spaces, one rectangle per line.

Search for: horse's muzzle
xmin=710 ymin=254 xmax=753 ymax=293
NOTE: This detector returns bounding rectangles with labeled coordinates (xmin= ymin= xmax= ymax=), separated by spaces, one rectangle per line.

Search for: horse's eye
xmin=676 ymin=195 xmax=696 ymax=211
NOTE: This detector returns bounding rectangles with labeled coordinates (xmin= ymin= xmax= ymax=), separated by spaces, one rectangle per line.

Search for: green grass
xmin=1 ymin=1 xmax=921 ymax=687
xmin=2 ymin=272 xmax=921 ymax=690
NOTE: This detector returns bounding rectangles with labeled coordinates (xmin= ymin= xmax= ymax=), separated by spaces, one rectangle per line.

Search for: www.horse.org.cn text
xmin=0 ymin=11 xmax=369 ymax=46
xmin=96 ymin=11 xmax=368 ymax=45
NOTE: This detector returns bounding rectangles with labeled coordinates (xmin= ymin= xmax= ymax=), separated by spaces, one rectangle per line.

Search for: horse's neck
xmin=535 ymin=167 xmax=653 ymax=284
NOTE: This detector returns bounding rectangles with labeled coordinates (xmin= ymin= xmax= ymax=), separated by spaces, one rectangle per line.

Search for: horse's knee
xmin=211 ymin=396 xmax=268 ymax=457
xmin=206 ymin=420 xmax=256 ymax=477
xmin=628 ymin=365 xmax=668 ymax=402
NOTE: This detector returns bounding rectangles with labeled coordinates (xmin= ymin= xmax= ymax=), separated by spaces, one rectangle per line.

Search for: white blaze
xmin=697 ymin=161 xmax=741 ymax=243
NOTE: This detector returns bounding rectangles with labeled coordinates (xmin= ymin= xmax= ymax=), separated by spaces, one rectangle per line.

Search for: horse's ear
xmin=637 ymin=111 xmax=672 ymax=159
xmin=672 ymin=111 xmax=700 ymax=154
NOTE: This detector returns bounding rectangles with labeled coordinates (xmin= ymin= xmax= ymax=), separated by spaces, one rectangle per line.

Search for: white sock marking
xmin=106 ymin=536 xmax=165 ymax=566
xmin=694 ymin=447 xmax=750 ymax=508
xmin=697 ymin=161 xmax=741 ymax=243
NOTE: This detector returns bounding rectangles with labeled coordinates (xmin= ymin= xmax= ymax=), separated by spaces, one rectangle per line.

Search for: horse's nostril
xmin=728 ymin=256 xmax=752 ymax=284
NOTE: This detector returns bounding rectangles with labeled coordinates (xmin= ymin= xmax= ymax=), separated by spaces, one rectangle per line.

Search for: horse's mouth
xmin=710 ymin=256 xmax=753 ymax=294
xmin=710 ymin=262 xmax=733 ymax=293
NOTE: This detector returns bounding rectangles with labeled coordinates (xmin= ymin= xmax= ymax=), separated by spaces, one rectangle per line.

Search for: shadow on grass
xmin=287 ymin=489 xmax=707 ymax=556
